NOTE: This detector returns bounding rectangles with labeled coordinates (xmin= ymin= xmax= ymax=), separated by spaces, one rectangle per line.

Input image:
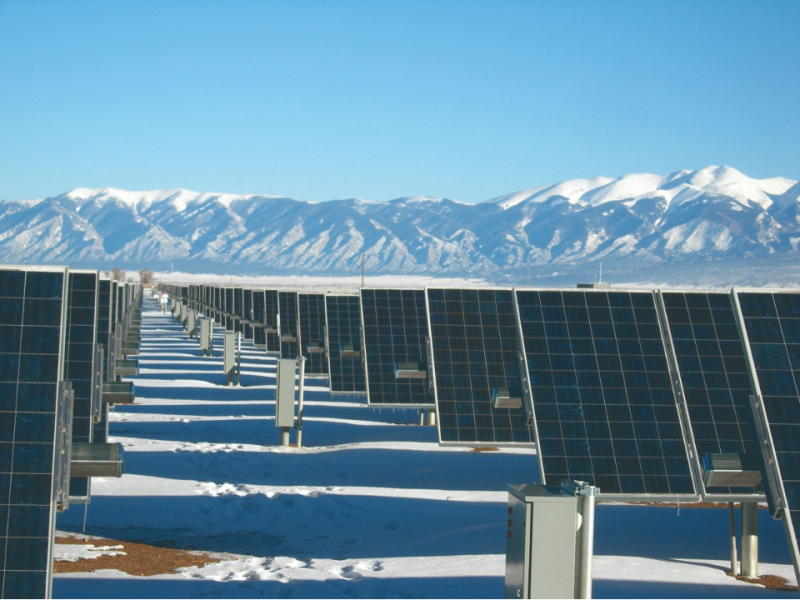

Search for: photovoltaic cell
xmin=360 ymin=289 xmax=434 ymax=407
xmin=661 ymin=291 xmax=759 ymax=496
xmin=278 ymin=292 xmax=299 ymax=359
xmin=0 ymin=266 xmax=68 ymax=598
xmin=64 ymin=271 xmax=98 ymax=500
xmin=298 ymin=294 xmax=329 ymax=376
xmin=516 ymin=289 xmax=695 ymax=496
xmin=264 ymin=291 xmax=280 ymax=353
xmin=737 ymin=291 xmax=800 ymax=558
xmin=427 ymin=288 xmax=534 ymax=445
xmin=325 ymin=295 xmax=366 ymax=394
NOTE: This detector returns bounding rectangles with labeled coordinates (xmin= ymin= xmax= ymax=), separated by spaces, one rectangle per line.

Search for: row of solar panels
xmin=163 ymin=282 xmax=800 ymax=562
xmin=0 ymin=265 xmax=140 ymax=598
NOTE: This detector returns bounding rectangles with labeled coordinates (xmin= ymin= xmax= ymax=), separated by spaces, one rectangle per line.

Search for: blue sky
xmin=1 ymin=0 xmax=798 ymax=203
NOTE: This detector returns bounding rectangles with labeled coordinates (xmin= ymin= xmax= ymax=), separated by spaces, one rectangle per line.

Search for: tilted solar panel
xmin=298 ymin=294 xmax=329 ymax=376
xmin=516 ymin=289 xmax=696 ymax=498
xmin=94 ymin=279 xmax=112 ymax=444
xmin=264 ymin=290 xmax=280 ymax=353
xmin=0 ymin=266 xmax=69 ymax=598
xmin=252 ymin=290 xmax=266 ymax=347
xmin=278 ymin=292 xmax=299 ymax=359
xmin=735 ymin=290 xmax=800 ymax=572
xmin=325 ymin=295 xmax=366 ymax=395
xmin=427 ymin=288 xmax=534 ymax=445
xmin=360 ymin=289 xmax=434 ymax=407
xmin=243 ymin=290 xmax=254 ymax=340
xmin=660 ymin=291 xmax=761 ymax=498
xmin=64 ymin=271 xmax=99 ymax=502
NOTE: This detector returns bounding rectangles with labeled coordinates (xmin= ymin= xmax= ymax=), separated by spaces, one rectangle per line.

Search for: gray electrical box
xmin=180 ymin=304 xmax=188 ymax=328
xmin=187 ymin=310 xmax=197 ymax=339
xmin=505 ymin=484 xmax=578 ymax=599
xmin=200 ymin=319 xmax=213 ymax=356
xmin=275 ymin=359 xmax=296 ymax=428
xmin=223 ymin=332 xmax=235 ymax=384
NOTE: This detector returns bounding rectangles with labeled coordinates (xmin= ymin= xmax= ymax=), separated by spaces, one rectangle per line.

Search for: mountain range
xmin=1 ymin=165 xmax=798 ymax=283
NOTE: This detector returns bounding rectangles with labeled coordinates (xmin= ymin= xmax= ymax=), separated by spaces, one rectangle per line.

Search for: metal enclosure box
xmin=505 ymin=484 xmax=578 ymax=599
xmin=223 ymin=332 xmax=235 ymax=376
xmin=187 ymin=310 xmax=197 ymax=338
xmin=275 ymin=359 xmax=296 ymax=428
xmin=199 ymin=318 xmax=212 ymax=353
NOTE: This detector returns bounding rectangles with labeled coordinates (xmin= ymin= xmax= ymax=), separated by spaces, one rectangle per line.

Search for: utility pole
xmin=361 ymin=252 xmax=365 ymax=288
xmin=527 ymin=265 xmax=530 ymax=286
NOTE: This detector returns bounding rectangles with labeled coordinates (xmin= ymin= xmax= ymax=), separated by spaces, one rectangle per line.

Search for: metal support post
xmin=426 ymin=409 xmax=436 ymax=426
xmin=728 ymin=502 xmax=739 ymax=576
xmin=296 ymin=357 xmax=306 ymax=448
xmin=574 ymin=484 xmax=598 ymax=599
xmin=741 ymin=501 xmax=758 ymax=577
xmin=280 ymin=427 xmax=290 ymax=447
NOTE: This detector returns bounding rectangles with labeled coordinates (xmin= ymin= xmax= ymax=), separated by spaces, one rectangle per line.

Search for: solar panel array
xmin=0 ymin=266 xmax=68 ymax=598
xmin=736 ymin=290 xmax=800 ymax=559
xmin=515 ymin=289 xmax=695 ymax=496
xmin=360 ymin=289 xmax=434 ymax=407
xmin=278 ymin=292 xmax=299 ymax=359
xmin=252 ymin=290 xmax=266 ymax=347
xmin=427 ymin=288 xmax=534 ymax=445
xmin=660 ymin=291 xmax=759 ymax=496
xmin=94 ymin=279 xmax=112 ymax=444
xmin=64 ymin=271 xmax=99 ymax=502
xmin=325 ymin=295 xmax=366 ymax=394
xmin=298 ymin=294 xmax=329 ymax=376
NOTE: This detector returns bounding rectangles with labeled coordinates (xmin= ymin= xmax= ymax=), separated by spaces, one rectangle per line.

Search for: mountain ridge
xmin=1 ymin=165 xmax=798 ymax=280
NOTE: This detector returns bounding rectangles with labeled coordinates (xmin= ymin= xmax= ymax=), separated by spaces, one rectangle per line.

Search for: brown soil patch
xmin=726 ymin=570 xmax=798 ymax=592
xmin=54 ymin=533 xmax=222 ymax=577
xmin=471 ymin=447 xmax=500 ymax=452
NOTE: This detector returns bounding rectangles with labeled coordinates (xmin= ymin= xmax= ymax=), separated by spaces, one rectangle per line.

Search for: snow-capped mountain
xmin=1 ymin=166 xmax=797 ymax=280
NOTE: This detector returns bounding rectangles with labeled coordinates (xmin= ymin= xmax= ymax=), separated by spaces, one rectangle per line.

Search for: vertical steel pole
xmin=578 ymin=488 xmax=597 ymax=599
xmin=741 ymin=501 xmax=758 ymax=577
xmin=728 ymin=502 xmax=739 ymax=576
xmin=296 ymin=357 xmax=305 ymax=448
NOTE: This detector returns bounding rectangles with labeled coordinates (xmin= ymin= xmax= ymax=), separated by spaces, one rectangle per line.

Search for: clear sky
xmin=1 ymin=0 xmax=798 ymax=203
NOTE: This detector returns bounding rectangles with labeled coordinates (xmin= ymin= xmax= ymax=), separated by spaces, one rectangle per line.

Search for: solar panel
xmin=243 ymin=290 xmax=254 ymax=340
xmin=251 ymin=290 xmax=266 ymax=347
xmin=735 ymin=290 xmax=800 ymax=566
xmin=94 ymin=279 xmax=112 ymax=444
xmin=298 ymin=294 xmax=329 ymax=376
xmin=64 ymin=271 xmax=99 ymax=502
xmin=360 ymin=289 xmax=435 ymax=407
xmin=325 ymin=295 xmax=366 ymax=394
xmin=427 ymin=288 xmax=534 ymax=445
xmin=516 ymin=289 xmax=696 ymax=498
xmin=264 ymin=290 xmax=280 ymax=353
xmin=224 ymin=288 xmax=234 ymax=331
xmin=278 ymin=292 xmax=299 ymax=359
xmin=659 ymin=291 xmax=761 ymax=498
xmin=0 ymin=266 xmax=69 ymax=598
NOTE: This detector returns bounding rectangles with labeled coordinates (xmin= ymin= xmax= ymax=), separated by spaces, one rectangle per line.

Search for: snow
xmin=55 ymin=544 xmax=127 ymax=562
xmin=51 ymin=296 xmax=800 ymax=598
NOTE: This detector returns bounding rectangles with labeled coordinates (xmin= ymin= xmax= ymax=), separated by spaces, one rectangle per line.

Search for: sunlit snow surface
xmin=55 ymin=299 xmax=798 ymax=598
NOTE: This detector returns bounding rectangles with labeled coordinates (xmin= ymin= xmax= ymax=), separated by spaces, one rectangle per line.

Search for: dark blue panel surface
xmin=428 ymin=288 xmax=533 ymax=445
xmin=278 ymin=292 xmax=299 ymax=359
xmin=360 ymin=289 xmax=434 ymax=406
xmin=325 ymin=296 xmax=366 ymax=394
xmin=662 ymin=291 xmax=758 ymax=495
xmin=298 ymin=294 xmax=329 ymax=376
xmin=517 ymin=289 xmax=694 ymax=496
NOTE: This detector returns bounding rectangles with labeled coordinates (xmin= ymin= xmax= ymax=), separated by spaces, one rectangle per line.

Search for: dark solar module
xmin=360 ymin=289 xmax=434 ymax=406
xmin=661 ymin=291 xmax=759 ymax=496
xmin=65 ymin=271 xmax=99 ymax=500
xmin=0 ymin=266 xmax=68 ymax=597
xmin=325 ymin=295 xmax=366 ymax=394
xmin=428 ymin=288 xmax=534 ymax=445
xmin=516 ymin=289 xmax=695 ymax=496
xmin=298 ymin=294 xmax=329 ymax=376
xmin=737 ymin=291 xmax=800 ymax=554
xmin=278 ymin=292 xmax=299 ymax=359
xmin=264 ymin=291 xmax=280 ymax=353
xmin=252 ymin=290 xmax=266 ymax=347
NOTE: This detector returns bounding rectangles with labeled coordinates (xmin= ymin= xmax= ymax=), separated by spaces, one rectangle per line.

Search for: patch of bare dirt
xmin=471 ymin=447 xmax=500 ymax=452
xmin=54 ymin=532 xmax=222 ymax=577
xmin=726 ymin=570 xmax=798 ymax=592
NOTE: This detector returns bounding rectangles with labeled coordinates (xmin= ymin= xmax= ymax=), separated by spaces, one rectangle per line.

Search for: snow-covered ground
xmin=54 ymin=297 xmax=798 ymax=598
